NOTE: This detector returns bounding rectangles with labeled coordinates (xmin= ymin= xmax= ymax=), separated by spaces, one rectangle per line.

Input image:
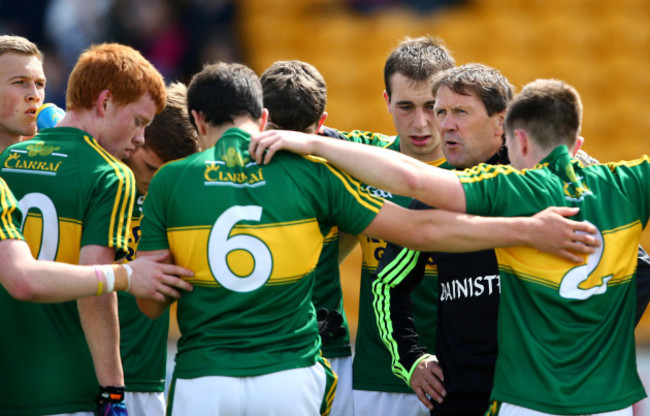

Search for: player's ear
xmin=571 ymin=135 xmax=585 ymax=156
xmin=96 ymin=89 xmax=111 ymax=116
xmin=191 ymin=110 xmax=208 ymax=136
xmin=258 ymin=108 xmax=269 ymax=132
xmin=514 ymin=129 xmax=529 ymax=156
xmin=494 ymin=111 xmax=506 ymax=138
xmin=316 ymin=112 xmax=328 ymax=133
xmin=383 ymin=90 xmax=392 ymax=112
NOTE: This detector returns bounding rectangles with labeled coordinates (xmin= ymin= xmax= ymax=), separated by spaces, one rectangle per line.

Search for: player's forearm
xmin=400 ymin=210 xmax=526 ymax=252
xmin=252 ymin=130 xmax=442 ymax=204
xmin=0 ymin=240 xmax=130 ymax=302
xmin=367 ymin=205 xmax=505 ymax=253
xmin=77 ymin=293 xmax=124 ymax=386
xmin=311 ymin=137 xmax=431 ymax=200
xmin=78 ymin=245 xmax=124 ymax=387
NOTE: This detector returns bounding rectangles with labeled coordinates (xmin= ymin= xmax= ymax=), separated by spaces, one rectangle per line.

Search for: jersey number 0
xmin=18 ymin=192 xmax=59 ymax=261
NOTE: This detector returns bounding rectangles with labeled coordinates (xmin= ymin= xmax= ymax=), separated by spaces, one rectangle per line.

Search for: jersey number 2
xmin=559 ymin=223 xmax=612 ymax=300
xmin=208 ymin=205 xmax=272 ymax=292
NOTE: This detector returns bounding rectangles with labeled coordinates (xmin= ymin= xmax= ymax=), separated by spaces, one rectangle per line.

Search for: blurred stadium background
xmin=4 ymin=0 xmax=650 ymax=410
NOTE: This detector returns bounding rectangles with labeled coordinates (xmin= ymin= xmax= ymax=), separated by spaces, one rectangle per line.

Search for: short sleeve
xmin=81 ymin=163 xmax=135 ymax=259
xmin=0 ymin=179 xmax=24 ymax=241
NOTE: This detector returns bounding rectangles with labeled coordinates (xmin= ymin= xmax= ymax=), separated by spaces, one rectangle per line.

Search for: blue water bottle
xmin=35 ymin=103 xmax=65 ymax=130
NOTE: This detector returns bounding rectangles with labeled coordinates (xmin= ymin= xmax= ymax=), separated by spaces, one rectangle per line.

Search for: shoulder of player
xmin=337 ymin=129 xmax=395 ymax=147
xmin=455 ymin=162 xmax=521 ymax=181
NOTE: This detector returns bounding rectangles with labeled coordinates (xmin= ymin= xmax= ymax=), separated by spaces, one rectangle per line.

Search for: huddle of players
xmin=254 ymin=39 xmax=650 ymax=416
xmin=1 ymin=31 xmax=648 ymax=416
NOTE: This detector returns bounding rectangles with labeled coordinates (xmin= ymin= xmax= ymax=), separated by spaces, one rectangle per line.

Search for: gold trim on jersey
xmin=606 ymin=155 xmax=650 ymax=170
xmin=83 ymin=136 xmax=135 ymax=251
xmin=457 ymin=163 xmax=520 ymax=183
xmin=305 ymin=156 xmax=383 ymax=213
xmin=495 ymin=221 xmax=641 ymax=289
xmin=168 ymin=219 xmax=324 ymax=287
xmin=0 ymin=181 xmax=21 ymax=240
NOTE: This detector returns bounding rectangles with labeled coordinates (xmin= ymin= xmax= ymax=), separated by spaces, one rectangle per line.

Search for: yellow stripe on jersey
xmin=168 ymin=218 xmax=324 ymax=287
xmin=22 ymin=213 xmax=82 ymax=262
xmin=606 ymin=155 xmax=650 ymax=170
xmin=456 ymin=163 xmax=521 ymax=184
xmin=83 ymin=136 xmax=135 ymax=250
xmin=167 ymin=218 xmax=318 ymax=234
xmin=495 ymin=221 xmax=641 ymax=288
xmin=0 ymin=180 xmax=21 ymax=240
xmin=304 ymin=155 xmax=383 ymax=213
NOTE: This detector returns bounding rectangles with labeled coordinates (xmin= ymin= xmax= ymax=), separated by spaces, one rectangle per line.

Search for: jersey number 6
xmin=208 ymin=205 xmax=273 ymax=292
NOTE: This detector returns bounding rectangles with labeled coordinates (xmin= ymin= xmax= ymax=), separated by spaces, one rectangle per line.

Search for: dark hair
xmin=187 ymin=62 xmax=263 ymax=129
xmin=384 ymin=35 xmax=455 ymax=100
xmin=432 ymin=63 xmax=514 ymax=117
xmin=505 ymin=79 xmax=582 ymax=150
xmin=144 ymin=82 xmax=199 ymax=162
xmin=261 ymin=60 xmax=327 ymax=133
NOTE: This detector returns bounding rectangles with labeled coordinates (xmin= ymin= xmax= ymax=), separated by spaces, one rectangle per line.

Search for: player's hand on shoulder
xmin=249 ymin=130 xmax=316 ymax=165
xmin=127 ymin=251 xmax=194 ymax=301
xmin=527 ymin=206 xmax=599 ymax=263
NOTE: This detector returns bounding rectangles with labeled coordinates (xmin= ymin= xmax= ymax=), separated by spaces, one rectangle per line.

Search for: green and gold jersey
xmin=119 ymin=191 xmax=169 ymax=392
xmin=312 ymin=130 xmax=398 ymax=359
xmin=0 ymin=178 xmax=23 ymax=241
xmin=312 ymin=225 xmax=352 ymax=358
xmin=0 ymin=127 xmax=135 ymax=415
xmin=342 ymin=131 xmax=445 ymax=393
xmin=139 ymin=127 xmax=382 ymax=379
xmin=460 ymin=146 xmax=649 ymax=414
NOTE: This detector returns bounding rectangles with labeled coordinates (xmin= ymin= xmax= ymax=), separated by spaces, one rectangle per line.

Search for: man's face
xmin=434 ymin=85 xmax=504 ymax=169
xmin=385 ymin=73 xmax=441 ymax=162
xmin=97 ymin=92 xmax=156 ymax=159
xmin=125 ymin=146 xmax=164 ymax=194
xmin=0 ymin=53 xmax=45 ymax=142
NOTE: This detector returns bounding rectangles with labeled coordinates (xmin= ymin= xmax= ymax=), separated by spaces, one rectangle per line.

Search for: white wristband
xmin=101 ymin=265 xmax=115 ymax=293
xmin=123 ymin=264 xmax=133 ymax=292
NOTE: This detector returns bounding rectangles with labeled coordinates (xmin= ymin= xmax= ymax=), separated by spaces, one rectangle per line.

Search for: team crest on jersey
xmin=563 ymin=164 xmax=592 ymax=203
xmin=26 ymin=141 xmax=61 ymax=157
xmin=222 ymin=147 xmax=250 ymax=167
xmin=2 ymin=148 xmax=65 ymax=176
xmin=204 ymin=159 xmax=266 ymax=188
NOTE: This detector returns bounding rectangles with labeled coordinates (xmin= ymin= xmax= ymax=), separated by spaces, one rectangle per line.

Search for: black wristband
xmin=96 ymin=385 xmax=125 ymax=406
